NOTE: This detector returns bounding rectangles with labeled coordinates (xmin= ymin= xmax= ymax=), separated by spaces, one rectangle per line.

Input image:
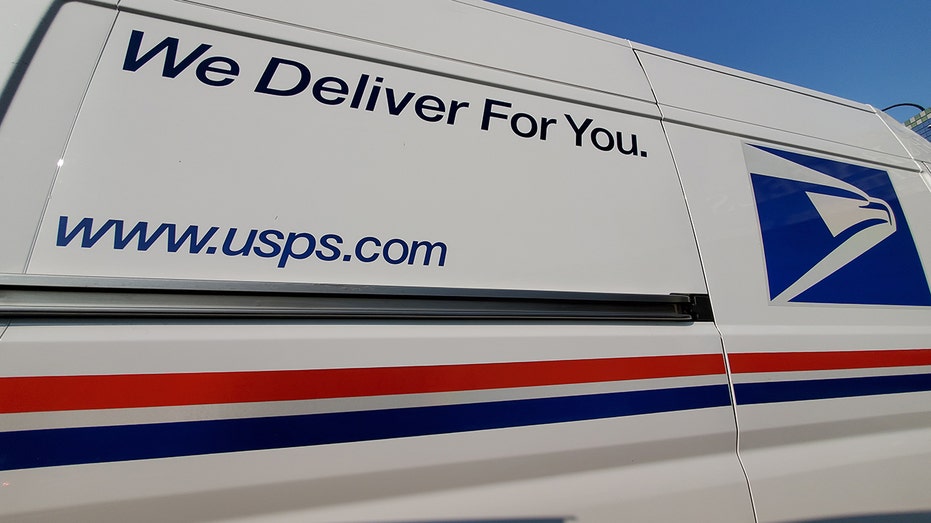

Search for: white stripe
xmin=731 ymin=364 xmax=931 ymax=384
xmin=0 ymin=374 xmax=726 ymax=432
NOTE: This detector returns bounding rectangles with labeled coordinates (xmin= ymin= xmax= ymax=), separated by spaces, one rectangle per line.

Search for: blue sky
xmin=488 ymin=0 xmax=929 ymax=122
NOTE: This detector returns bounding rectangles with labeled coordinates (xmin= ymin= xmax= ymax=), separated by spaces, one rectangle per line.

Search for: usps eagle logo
xmin=745 ymin=143 xmax=931 ymax=306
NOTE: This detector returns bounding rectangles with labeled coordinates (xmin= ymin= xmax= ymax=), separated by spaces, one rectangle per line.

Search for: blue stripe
xmin=0 ymin=384 xmax=729 ymax=471
xmin=735 ymin=373 xmax=931 ymax=405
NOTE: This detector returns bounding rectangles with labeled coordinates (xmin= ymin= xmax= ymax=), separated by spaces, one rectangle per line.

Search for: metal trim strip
xmin=0 ymin=275 xmax=710 ymax=321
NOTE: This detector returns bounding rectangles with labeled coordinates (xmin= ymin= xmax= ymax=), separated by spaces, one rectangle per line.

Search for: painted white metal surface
xmin=3 ymin=1 xmax=931 ymax=522
xmin=120 ymin=0 xmax=661 ymax=119
xmin=0 ymin=2 xmax=115 ymax=273
xmin=875 ymin=109 xmax=931 ymax=164
xmin=635 ymin=45 xmax=914 ymax=162
xmin=164 ymin=0 xmax=657 ymax=103
xmin=661 ymin=118 xmax=931 ymax=521
xmin=0 ymin=0 xmax=54 ymax=90
xmin=0 ymin=322 xmax=753 ymax=522
xmin=27 ymin=11 xmax=704 ymax=294
xmin=0 ymin=3 xmax=755 ymax=522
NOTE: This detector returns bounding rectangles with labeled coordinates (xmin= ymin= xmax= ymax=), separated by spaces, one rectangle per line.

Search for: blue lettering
xmin=165 ymin=224 xmax=219 ymax=253
xmin=55 ymin=217 xmax=448 ymax=269
xmin=383 ymin=238 xmax=409 ymax=265
xmin=315 ymin=234 xmax=343 ymax=261
xmin=355 ymin=237 xmax=381 ymax=262
xmin=312 ymin=76 xmax=349 ymax=105
xmin=122 ymin=30 xmax=212 ymax=78
xmin=481 ymin=98 xmax=511 ymax=131
xmin=253 ymin=229 xmax=284 ymax=258
xmin=278 ymin=232 xmax=316 ymax=268
xmin=385 ymin=88 xmax=416 ymax=116
xmin=565 ymin=114 xmax=593 ymax=147
xmin=56 ymin=216 xmax=116 ymax=248
xmin=255 ymin=57 xmax=311 ymax=96
xmin=222 ymin=228 xmax=257 ymax=256
xmin=409 ymin=240 xmax=447 ymax=266
xmin=112 ymin=221 xmax=171 ymax=251
xmin=195 ymin=56 xmax=239 ymax=87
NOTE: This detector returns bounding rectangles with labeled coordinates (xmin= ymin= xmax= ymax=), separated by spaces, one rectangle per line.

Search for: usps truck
xmin=2 ymin=1 xmax=931 ymax=521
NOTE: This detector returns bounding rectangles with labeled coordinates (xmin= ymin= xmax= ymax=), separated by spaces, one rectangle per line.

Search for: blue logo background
xmin=749 ymin=145 xmax=931 ymax=306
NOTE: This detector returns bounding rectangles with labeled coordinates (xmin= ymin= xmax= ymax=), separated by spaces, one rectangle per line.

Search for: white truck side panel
xmin=167 ymin=0 xmax=657 ymax=103
xmin=0 ymin=322 xmax=754 ymax=521
xmin=0 ymin=0 xmax=55 ymax=90
xmin=27 ymin=11 xmax=704 ymax=294
xmin=875 ymin=110 xmax=931 ymax=164
xmin=634 ymin=46 xmax=911 ymax=161
xmin=657 ymin=116 xmax=931 ymax=521
xmin=0 ymin=2 xmax=115 ymax=273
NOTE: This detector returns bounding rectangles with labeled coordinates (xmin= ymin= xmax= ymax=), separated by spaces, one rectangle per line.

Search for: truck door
xmin=638 ymin=43 xmax=931 ymax=522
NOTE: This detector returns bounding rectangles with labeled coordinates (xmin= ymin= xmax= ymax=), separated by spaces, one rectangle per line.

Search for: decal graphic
xmin=745 ymin=144 xmax=931 ymax=306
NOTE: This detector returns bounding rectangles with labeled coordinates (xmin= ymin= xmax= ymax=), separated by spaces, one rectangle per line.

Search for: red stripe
xmin=0 ymin=354 xmax=724 ymax=414
xmin=729 ymin=349 xmax=931 ymax=374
